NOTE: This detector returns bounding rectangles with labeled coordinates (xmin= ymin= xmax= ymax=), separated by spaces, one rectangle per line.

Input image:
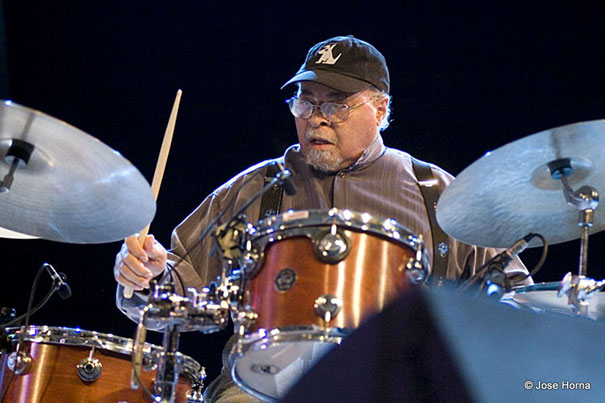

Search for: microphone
xmin=276 ymin=162 xmax=296 ymax=196
xmin=487 ymin=233 xmax=534 ymax=270
xmin=43 ymin=263 xmax=72 ymax=299
xmin=460 ymin=233 xmax=536 ymax=294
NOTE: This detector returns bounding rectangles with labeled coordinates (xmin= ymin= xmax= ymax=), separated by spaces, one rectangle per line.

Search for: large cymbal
xmin=0 ymin=227 xmax=38 ymax=239
xmin=436 ymin=119 xmax=605 ymax=248
xmin=0 ymin=100 xmax=155 ymax=243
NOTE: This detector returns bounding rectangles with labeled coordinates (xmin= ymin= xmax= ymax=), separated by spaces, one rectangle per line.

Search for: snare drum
xmin=0 ymin=326 xmax=203 ymax=403
xmin=229 ymin=209 xmax=429 ymax=401
xmin=504 ymin=282 xmax=605 ymax=320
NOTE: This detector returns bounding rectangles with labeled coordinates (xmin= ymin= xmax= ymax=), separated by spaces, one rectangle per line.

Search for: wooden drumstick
xmin=124 ymin=89 xmax=182 ymax=299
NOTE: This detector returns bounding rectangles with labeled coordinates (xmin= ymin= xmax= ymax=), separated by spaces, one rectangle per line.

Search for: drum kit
xmin=1 ymin=97 xmax=604 ymax=402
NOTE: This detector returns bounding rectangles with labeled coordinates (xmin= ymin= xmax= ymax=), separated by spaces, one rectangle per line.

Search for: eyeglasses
xmin=286 ymin=96 xmax=375 ymax=123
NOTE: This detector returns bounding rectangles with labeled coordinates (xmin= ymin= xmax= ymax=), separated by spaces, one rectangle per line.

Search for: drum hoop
xmin=251 ymin=209 xmax=421 ymax=250
xmin=228 ymin=326 xmax=348 ymax=367
xmin=228 ymin=327 xmax=346 ymax=402
xmin=512 ymin=282 xmax=560 ymax=294
xmin=5 ymin=325 xmax=201 ymax=374
xmin=245 ymin=209 xmax=428 ymax=277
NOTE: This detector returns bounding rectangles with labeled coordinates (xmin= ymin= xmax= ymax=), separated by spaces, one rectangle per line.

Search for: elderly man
xmin=114 ymin=35 xmax=530 ymax=402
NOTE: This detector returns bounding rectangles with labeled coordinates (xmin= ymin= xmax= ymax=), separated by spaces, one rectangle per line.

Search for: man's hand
xmin=114 ymin=234 xmax=167 ymax=290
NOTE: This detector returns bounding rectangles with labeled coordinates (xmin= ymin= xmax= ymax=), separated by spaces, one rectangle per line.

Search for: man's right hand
xmin=114 ymin=234 xmax=168 ymax=291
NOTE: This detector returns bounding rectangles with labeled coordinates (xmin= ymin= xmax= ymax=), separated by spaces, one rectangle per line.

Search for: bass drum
xmin=229 ymin=209 xmax=429 ymax=402
xmin=0 ymin=326 xmax=204 ymax=403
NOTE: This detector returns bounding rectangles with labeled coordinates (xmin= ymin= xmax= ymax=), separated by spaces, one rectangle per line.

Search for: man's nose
xmin=308 ymin=106 xmax=330 ymax=127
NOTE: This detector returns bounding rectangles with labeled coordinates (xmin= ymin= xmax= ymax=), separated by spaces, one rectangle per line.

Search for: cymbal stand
xmin=550 ymin=159 xmax=601 ymax=315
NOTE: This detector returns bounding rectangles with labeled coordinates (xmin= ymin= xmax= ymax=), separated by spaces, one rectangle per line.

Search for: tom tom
xmin=504 ymin=282 xmax=605 ymax=320
xmin=228 ymin=209 xmax=429 ymax=401
xmin=0 ymin=326 xmax=204 ymax=402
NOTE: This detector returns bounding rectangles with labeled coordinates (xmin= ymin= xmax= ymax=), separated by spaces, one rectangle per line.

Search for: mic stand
xmin=215 ymin=167 xmax=293 ymax=244
xmin=168 ymin=162 xmax=292 ymax=276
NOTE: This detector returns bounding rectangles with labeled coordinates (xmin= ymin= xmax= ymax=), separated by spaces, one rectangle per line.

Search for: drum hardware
xmin=405 ymin=237 xmax=429 ymax=283
xmin=76 ymin=344 xmax=103 ymax=382
xmin=549 ymin=158 xmax=603 ymax=316
xmin=312 ymin=226 xmax=351 ymax=264
xmin=131 ymin=281 xmax=229 ymax=402
xmin=557 ymin=272 xmax=605 ymax=317
xmin=313 ymin=294 xmax=343 ymax=323
xmin=234 ymin=307 xmax=259 ymax=337
xmin=6 ymin=350 xmax=31 ymax=375
xmin=185 ymin=370 xmax=206 ymax=403
xmin=0 ymin=100 xmax=155 ymax=243
xmin=214 ymin=215 xmax=248 ymax=260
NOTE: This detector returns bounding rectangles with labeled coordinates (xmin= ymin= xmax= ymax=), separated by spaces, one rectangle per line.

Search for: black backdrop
xmin=1 ymin=0 xmax=604 ymax=386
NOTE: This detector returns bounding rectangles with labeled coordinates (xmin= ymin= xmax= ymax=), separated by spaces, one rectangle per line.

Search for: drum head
xmin=507 ymin=282 xmax=605 ymax=320
xmin=230 ymin=329 xmax=343 ymax=401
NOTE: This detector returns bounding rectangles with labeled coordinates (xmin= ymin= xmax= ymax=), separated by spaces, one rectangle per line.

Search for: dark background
xmin=1 ymin=0 xmax=604 ymax=386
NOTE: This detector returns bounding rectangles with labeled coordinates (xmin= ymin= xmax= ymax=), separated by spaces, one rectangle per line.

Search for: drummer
xmin=113 ymin=35 xmax=532 ymax=402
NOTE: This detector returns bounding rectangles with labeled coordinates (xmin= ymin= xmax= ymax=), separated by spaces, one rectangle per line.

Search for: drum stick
xmin=124 ymin=89 xmax=182 ymax=299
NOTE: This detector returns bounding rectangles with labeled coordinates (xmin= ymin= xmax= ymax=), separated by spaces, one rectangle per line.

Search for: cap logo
xmin=315 ymin=44 xmax=341 ymax=65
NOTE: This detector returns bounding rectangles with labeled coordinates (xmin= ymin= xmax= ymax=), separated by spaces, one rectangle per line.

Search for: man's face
xmin=294 ymin=82 xmax=387 ymax=172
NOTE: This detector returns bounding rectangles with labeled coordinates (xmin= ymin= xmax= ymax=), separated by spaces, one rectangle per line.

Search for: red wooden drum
xmin=0 ymin=326 xmax=203 ymax=403
xmin=228 ymin=209 xmax=429 ymax=401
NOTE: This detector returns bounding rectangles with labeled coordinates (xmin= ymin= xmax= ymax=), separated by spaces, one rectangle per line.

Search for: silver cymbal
xmin=0 ymin=227 xmax=38 ymax=239
xmin=0 ymin=100 xmax=155 ymax=243
xmin=436 ymin=119 xmax=605 ymax=248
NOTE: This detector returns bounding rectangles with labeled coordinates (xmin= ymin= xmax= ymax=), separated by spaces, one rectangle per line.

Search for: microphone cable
xmin=0 ymin=262 xmax=68 ymax=402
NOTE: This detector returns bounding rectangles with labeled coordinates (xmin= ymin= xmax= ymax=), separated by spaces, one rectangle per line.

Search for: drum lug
xmin=240 ymin=249 xmax=261 ymax=274
xmin=7 ymin=351 xmax=32 ymax=375
xmin=313 ymin=226 xmax=351 ymax=264
xmin=235 ymin=307 xmax=258 ymax=335
xmin=77 ymin=345 xmax=103 ymax=382
xmin=77 ymin=357 xmax=103 ymax=382
xmin=404 ymin=242 xmax=429 ymax=284
xmin=314 ymin=294 xmax=343 ymax=323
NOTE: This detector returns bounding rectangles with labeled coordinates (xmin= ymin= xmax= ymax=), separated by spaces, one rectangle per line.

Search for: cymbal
xmin=436 ymin=119 xmax=605 ymax=248
xmin=0 ymin=227 xmax=38 ymax=239
xmin=0 ymin=100 xmax=155 ymax=243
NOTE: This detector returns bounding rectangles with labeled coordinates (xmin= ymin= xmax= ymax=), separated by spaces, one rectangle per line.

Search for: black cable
xmin=0 ymin=286 xmax=56 ymax=328
xmin=528 ymin=233 xmax=548 ymax=277
xmin=0 ymin=263 xmax=55 ymax=403
xmin=131 ymin=352 xmax=161 ymax=402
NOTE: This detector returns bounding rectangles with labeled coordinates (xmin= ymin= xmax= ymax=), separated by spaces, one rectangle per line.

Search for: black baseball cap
xmin=281 ymin=35 xmax=390 ymax=94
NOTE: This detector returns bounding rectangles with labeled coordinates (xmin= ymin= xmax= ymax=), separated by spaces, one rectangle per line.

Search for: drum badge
xmin=274 ymin=268 xmax=297 ymax=292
